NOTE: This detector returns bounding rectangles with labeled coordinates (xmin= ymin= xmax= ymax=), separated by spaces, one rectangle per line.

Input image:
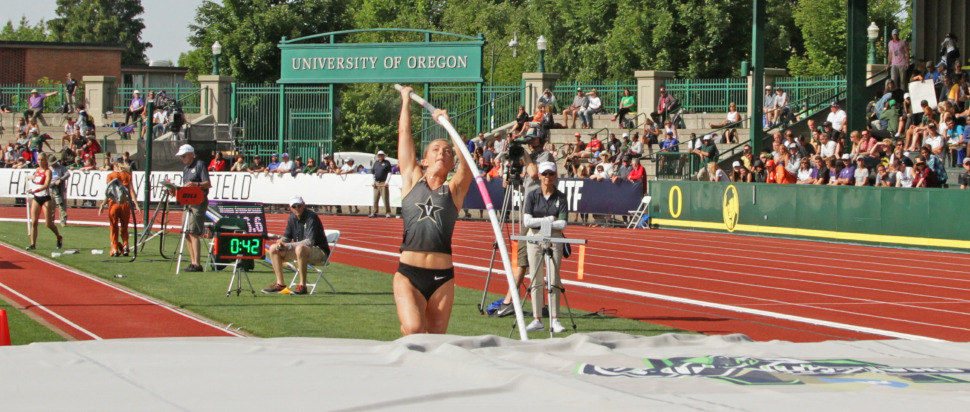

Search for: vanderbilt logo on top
xmin=722 ymin=185 xmax=739 ymax=232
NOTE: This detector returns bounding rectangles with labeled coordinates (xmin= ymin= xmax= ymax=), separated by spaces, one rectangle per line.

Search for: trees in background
xmin=48 ymin=0 xmax=152 ymax=65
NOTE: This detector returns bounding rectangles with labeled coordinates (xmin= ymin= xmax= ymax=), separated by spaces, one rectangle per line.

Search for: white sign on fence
xmin=0 ymin=169 xmax=404 ymax=207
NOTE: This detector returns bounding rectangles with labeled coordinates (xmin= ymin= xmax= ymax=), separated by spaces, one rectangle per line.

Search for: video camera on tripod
xmin=503 ymin=132 xmax=539 ymax=186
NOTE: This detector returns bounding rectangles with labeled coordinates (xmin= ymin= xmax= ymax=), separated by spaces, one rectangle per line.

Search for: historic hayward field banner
xmin=278 ymin=29 xmax=484 ymax=84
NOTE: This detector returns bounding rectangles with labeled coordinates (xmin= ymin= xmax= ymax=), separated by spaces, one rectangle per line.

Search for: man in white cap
xmin=523 ymin=161 xmax=569 ymax=333
xmin=263 ymin=195 xmax=331 ymax=295
xmin=175 ymin=144 xmax=210 ymax=272
xmin=25 ymin=88 xmax=58 ymax=126
xmin=274 ymin=152 xmax=294 ymax=175
xmin=370 ymin=150 xmax=393 ymax=218
xmin=125 ymin=90 xmax=145 ymax=125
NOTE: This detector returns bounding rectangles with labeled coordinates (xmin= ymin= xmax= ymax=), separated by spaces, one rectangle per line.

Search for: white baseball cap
xmin=288 ymin=195 xmax=305 ymax=206
xmin=133 ymin=90 xmax=140 ymax=94
xmin=841 ymin=154 xmax=852 ymax=160
xmin=732 ymin=161 xmax=741 ymax=167
xmin=621 ymin=133 xmax=629 ymax=138
xmin=377 ymin=150 xmax=386 ymax=156
xmin=175 ymin=144 xmax=194 ymax=156
xmin=537 ymin=161 xmax=557 ymax=175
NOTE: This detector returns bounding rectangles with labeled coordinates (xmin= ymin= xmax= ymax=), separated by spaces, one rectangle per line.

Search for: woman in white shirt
xmin=579 ymin=89 xmax=603 ymax=128
xmin=708 ymin=162 xmax=729 ymax=182
xmin=709 ymin=102 xmax=742 ymax=143
xmin=796 ymin=158 xmax=815 ymax=184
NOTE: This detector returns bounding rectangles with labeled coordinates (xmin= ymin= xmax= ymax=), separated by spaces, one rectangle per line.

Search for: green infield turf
xmin=0 ymin=298 xmax=68 ymax=345
xmin=0 ymin=222 xmax=688 ymax=341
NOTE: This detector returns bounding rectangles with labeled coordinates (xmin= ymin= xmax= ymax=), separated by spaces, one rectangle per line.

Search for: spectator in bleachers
xmin=651 ymin=87 xmax=675 ymax=125
xmin=24 ymin=89 xmax=57 ymax=126
xmin=290 ymin=156 xmax=304 ymax=176
xmin=611 ymin=156 xmax=633 ymax=183
xmin=208 ymin=151 xmax=227 ymax=172
xmin=770 ymin=140 xmax=783 ymax=161
xmin=337 ymin=158 xmax=355 ymax=175
xmin=821 ymin=158 xmax=839 ymax=185
xmin=152 ymin=107 xmax=168 ymax=137
xmin=275 ymin=153 xmax=295 ymax=175
xmin=606 ymin=133 xmax=622 ymax=159
xmin=589 ymin=163 xmax=610 ymax=181
xmin=939 ymin=33 xmax=960 ymax=72
xmin=762 ymin=86 xmax=776 ymax=126
xmin=300 ymin=157 xmax=319 ymax=175
xmin=493 ymin=133 xmax=507 ymax=155
xmin=642 ymin=119 xmax=658 ymax=155
xmin=76 ymin=104 xmax=94 ymax=136
xmin=875 ymin=164 xmax=895 ymax=187
xmin=267 ymin=153 xmax=281 ymax=172
xmin=912 ymin=157 xmax=937 ymax=188
xmin=125 ymin=90 xmax=145 ymax=125
xmin=729 ymin=161 xmax=743 ymax=182
xmin=318 ymin=155 xmax=337 ymax=174
xmin=513 ymin=105 xmax=530 ymax=135
xmin=660 ymin=130 xmax=679 ymax=152
xmin=230 ymin=154 xmax=247 ymax=171
xmin=826 ymin=102 xmax=848 ymax=133
xmin=27 ymin=130 xmax=54 ymax=163
xmin=468 ymin=132 xmax=484 ymax=153
xmin=709 ymin=102 xmax=741 ymax=144
xmin=895 ymin=156 xmax=915 ymax=187
xmin=693 ymin=135 xmax=718 ymax=163
xmin=785 ymin=143 xmax=802 ymax=175
xmin=920 ymin=145 xmax=947 ymax=186
xmin=80 ymin=157 xmax=97 ymax=171
xmin=562 ymin=88 xmax=587 ymax=129
xmin=818 ymin=124 xmax=839 ymax=160
xmin=959 ymin=157 xmax=970 ymax=189
xmin=612 ymin=89 xmax=635 ymax=127
xmin=922 ymin=125 xmax=945 ymax=157
xmin=888 ymin=29 xmax=910 ymax=89
xmin=853 ymin=157 xmax=870 ymax=186
xmin=629 ymin=133 xmax=642 ymax=157
xmin=810 ymin=156 xmax=829 ymax=185
xmin=626 ymin=157 xmax=645 ymax=184
xmin=751 ymin=159 xmax=767 ymax=182
xmin=247 ymin=156 xmax=266 ymax=173
xmin=771 ymin=86 xmax=790 ymax=127
xmin=579 ymin=89 xmax=603 ymax=128
xmin=61 ymin=116 xmax=77 ymax=150
xmin=740 ymin=144 xmax=754 ymax=169
xmin=707 ymin=162 xmax=729 ymax=182
xmin=905 ymin=100 xmax=935 ymax=150
xmin=537 ymin=88 xmax=556 ymax=111
xmin=877 ymin=99 xmax=901 ymax=133
xmin=796 ymin=157 xmax=815 ymax=184
xmin=796 ymin=135 xmax=816 ymax=158
xmin=834 ymin=154 xmax=855 ymax=185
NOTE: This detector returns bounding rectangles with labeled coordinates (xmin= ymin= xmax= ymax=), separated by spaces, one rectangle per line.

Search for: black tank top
xmin=400 ymin=178 xmax=457 ymax=254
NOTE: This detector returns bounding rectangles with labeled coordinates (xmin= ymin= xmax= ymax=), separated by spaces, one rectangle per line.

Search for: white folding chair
xmin=626 ymin=195 xmax=652 ymax=229
xmin=288 ymin=229 xmax=340 ymax=295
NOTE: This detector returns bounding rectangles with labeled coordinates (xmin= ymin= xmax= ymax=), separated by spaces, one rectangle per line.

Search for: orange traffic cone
xmin=0 ymin=309 xmax=10 ymax=346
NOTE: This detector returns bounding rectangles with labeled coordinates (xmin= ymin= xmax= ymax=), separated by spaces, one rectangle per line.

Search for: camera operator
xmin=523 ymin=161 xmax=569 ymax=333
xmin=175 ymin=144 xmax=210 ymax=272
xmin=494 ymin=133 xmax=553 ymax=316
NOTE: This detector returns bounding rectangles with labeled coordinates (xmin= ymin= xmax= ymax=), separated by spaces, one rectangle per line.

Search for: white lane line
xmin=0 ymin=280 xmax=103 ymax=340
xmin=0 ymin=234 xmax=244 ymax=338
xmin=336 ymin=243 xmax=945 ymax=342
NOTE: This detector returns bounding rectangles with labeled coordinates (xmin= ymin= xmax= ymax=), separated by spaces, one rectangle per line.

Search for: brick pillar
xmin=82 ymin=76 xmax=116 ymax=121
xmin=635 ymin=70 xmax=675 ymax=119
xmin=522 ymin=72 xmax=559 ymax=114
xmin=198 ymin=75 xmax=234 ymax=124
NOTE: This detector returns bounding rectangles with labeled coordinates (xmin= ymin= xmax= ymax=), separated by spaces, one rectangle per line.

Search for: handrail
xmin=414 ymin=87 xmax=524 ymax=138
xmin=714 ymin=68 xmax=891 ymax=167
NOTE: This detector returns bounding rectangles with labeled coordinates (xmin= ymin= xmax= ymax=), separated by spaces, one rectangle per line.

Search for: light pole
xmin=536 ymin=36 xmax=547 ymax=73
xmin=489 ymin=34 xmax=519 ymax=86
xmin=488 ymin=35 xmax=519 ymax=129
xmin=867 ymin=22 xmax=879 ymax=65
xmin=211 ymin=41 xmax=223 ymax=75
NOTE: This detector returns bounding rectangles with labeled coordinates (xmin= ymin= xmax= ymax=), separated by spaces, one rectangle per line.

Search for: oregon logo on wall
xmin=722 ymin=185 xmax=739 ymax=232
xmin=578 ymin=356 xmax=970 ymax=387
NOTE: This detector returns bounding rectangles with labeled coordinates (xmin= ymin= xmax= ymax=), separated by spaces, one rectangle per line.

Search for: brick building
xmin=0 ymin=41 xmax=123 ymax=84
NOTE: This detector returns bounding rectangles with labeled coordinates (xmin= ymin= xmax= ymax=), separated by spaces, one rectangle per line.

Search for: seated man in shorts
xmin=263 ymin=195 xmax=331 ymax=295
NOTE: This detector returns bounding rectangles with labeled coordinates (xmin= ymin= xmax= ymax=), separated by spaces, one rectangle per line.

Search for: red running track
xmin=4 ymin=207 xmax=969 ymax=342
xmin=0 ymin=236 xmax=240 ymax=340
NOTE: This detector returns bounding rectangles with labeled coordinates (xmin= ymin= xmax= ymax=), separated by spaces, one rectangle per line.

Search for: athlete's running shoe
xmin=290 ymin=284 xmax=308 ymax=295
xmin=262 ymin=283 xmax=286 ymax=294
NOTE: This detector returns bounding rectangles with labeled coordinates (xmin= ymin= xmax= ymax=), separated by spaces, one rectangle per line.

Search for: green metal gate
xmin=232 ymin=84 xmax=333 ymax=162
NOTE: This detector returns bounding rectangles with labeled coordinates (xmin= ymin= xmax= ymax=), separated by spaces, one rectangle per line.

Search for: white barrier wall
xmin=0 ymin=169 xmax=405 ymax=207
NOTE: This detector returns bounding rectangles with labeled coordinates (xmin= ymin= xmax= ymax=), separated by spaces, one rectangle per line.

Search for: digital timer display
xmin=214 ymin=233 xmax=265 ymax=260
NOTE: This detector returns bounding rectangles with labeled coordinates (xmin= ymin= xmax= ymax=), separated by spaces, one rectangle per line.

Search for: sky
xmin=0 ymin=0 xmax=200 ymax=63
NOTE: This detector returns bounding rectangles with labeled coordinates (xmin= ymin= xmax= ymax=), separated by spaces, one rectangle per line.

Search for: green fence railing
xmin=774 ymin=75 xmax=846 ymax=114
xmin=113 ymin=83 xmax=201 ymax=114
xmin=665 ymin=77 xmax=749 ymax=113
xmin=0 ymin=83 xmax=77 ymax=113
xmin=419 ymin=87 xmax=524 ymax=150
xmin=654 ymin=151 xmax=702 ymax=180
xmin=231 ymin=84 xmax=333 ymax=163
xmin=551 ymin=81 xmax=637 ymax=112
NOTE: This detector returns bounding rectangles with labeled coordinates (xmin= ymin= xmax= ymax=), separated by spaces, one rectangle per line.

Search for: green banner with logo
xmin=279 ymin=42 xmax=483 ymax=84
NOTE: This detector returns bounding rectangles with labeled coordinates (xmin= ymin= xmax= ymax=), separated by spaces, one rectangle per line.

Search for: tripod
xmin=511 ymin=224 xmax=587 ymax=338
xmin=137 ymin=189 xmax=173 ymax=259
xmin=477 ymin=165 xmax=525 ymax=314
